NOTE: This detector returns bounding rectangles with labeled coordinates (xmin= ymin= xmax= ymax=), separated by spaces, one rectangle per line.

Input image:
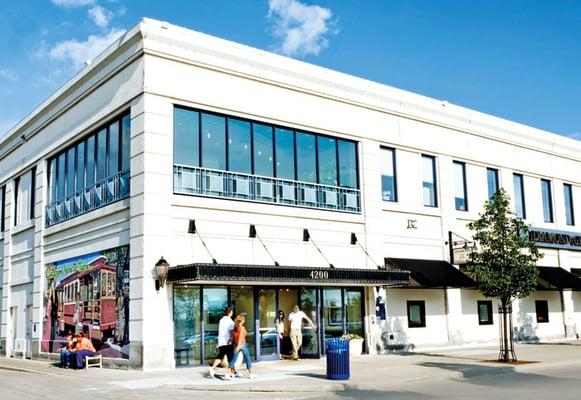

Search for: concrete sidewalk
xmin=2 ymin=341 xmax=581 ymax=393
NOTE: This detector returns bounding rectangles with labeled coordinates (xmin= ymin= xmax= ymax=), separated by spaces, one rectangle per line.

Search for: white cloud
xmin=267 ymin=0 xmax=336 ymax=57
xmin=50 ymin=0 xmax=96 ymax=7
xmin=48 ymin=28 xmax=126 ymax=70
xmin=88 ymin=5 xmax=114 ymax=29
xmin=0 ymin=69 xmax=18 ymax=81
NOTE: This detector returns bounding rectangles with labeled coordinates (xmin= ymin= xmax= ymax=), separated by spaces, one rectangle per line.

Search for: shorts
xmin=215 ymin=344 xmax=233 ymax=361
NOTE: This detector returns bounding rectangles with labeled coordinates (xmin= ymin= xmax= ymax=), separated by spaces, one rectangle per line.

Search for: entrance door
xmin=299 ymin=288 xmax=320 ymax=358
xmin=257 ymin=289 xmax=278 ymax=360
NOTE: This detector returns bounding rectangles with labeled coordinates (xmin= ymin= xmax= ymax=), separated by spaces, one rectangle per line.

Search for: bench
xmin=85 ymin=354 xmax=102 ymax=369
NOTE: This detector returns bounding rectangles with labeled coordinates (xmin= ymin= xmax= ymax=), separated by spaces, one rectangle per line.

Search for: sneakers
xmin=208 ymin=366 xmax=215 ymax=379
xmin=249 ymin=373 xmax=257 ymax=379
xmin=234 ymin=371 xmax=242 ymax=378
xmin=223 ymin=373 xmax=232 ymax=380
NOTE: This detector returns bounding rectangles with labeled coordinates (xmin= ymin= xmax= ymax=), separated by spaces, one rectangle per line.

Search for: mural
xmin=42 ymin=245 xmax=130 ymax=359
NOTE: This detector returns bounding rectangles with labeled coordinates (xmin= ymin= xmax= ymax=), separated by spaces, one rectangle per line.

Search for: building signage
xmin=528 ymin=228 xmax=581 ymax=251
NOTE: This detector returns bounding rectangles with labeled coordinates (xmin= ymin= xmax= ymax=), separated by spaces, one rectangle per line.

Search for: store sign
xmin=528 ymin=228 xmax=581 ymax=251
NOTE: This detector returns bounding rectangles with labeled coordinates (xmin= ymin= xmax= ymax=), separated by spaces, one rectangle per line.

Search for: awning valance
xmin=167 ymin=263 xmax=410 ymax=287
xmin=538 ymin=266 xmax=581 ymax=290
xmin=385 ymin=258 xmax=475 ymax=288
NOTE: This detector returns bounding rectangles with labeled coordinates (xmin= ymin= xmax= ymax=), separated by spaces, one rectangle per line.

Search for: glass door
xmin=299 ymin=288 xmax=320 ymax=358
xmin=202 ymin=287 xmax=228 ymax=364
xmin=257 ymin=288 xmax=278 ymax=361
xmin=322 ymin=288 xmax=343 ymax=340
xmin=345 ymin=289 xmax=363 ymax=338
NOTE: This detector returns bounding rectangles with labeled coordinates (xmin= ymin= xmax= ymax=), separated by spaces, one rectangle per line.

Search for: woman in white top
xmin=208 ymin=307 xmax=235 ymax=379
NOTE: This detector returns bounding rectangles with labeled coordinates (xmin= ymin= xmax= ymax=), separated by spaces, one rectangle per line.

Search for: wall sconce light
xmin=155 ymin=256 xmax=170 ymax=291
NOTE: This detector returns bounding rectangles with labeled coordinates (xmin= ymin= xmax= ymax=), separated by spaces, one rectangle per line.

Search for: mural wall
xmin=42 ymin=245 xmax=130 ymax=359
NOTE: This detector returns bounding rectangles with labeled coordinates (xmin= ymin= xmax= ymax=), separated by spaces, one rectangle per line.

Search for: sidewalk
xmin=2 ymin=341 xmax=581 ymax=393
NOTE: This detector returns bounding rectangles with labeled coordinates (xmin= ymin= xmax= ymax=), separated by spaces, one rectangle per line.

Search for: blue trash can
xmin=325 ymin=338 xmax=350 ymax=380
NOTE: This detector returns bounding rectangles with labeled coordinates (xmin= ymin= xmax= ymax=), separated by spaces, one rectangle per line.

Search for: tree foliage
xmin=467 ymin=188 xmax=542 ymax=304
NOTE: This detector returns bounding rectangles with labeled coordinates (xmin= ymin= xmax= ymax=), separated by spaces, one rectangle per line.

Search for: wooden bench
xmin=85 ymin=354 xmax=102 ymax=369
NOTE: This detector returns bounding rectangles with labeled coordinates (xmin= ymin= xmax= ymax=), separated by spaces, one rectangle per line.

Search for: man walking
xmin=208 ymin=307 xmax=234 ymax=379
xmin=288 ymin=304 xmax=316 ymax=360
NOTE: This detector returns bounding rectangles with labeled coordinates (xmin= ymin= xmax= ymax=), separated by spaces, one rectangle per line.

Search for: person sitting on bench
xmin=72 ymin=332 xmax=96 ymax=368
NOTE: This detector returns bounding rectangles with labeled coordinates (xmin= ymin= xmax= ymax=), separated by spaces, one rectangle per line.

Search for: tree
xmin=467 ymin=188 xmax=542 ymax=361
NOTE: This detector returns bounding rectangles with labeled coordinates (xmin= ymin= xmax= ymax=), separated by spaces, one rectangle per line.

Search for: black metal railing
xmin=45 ymin=170 xmax=130 ymax=226
xmin=173 ymin=165 xmax=361 ymax=213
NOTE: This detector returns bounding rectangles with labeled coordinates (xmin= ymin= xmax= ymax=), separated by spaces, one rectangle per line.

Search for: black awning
xmin=538 ymin=266 xmax=581 ymax=290
xmin=385 ymin=258 xmax=475 ymax=288
xmin=167 ymin=263 xmax=410 ymax=286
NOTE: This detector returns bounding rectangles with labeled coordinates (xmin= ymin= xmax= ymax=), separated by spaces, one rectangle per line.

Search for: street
xmin=2 ymin=363 xmax=581 ymax=400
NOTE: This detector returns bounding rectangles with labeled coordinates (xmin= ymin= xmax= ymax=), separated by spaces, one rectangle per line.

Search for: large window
xmin=173 ymin=107 xmax=359 ymax=212
xmin=477 ymin=301 xmax=493 ymax=325
xmin=0 ymin=185 xmax=5 ymax=232
xmin=46 ymin=112 xmax=130 ymax=225
xmin=422 ymin=155 xmax=437 ymax=207
xmin=535 ymin=300 xmax=549 ymax=323
xmin=513 ymin=173 xmax=526 ymax=219
xmin=564 ymin=183 xmax=575 ymax=226
xmin=541 ymin=179 xmax=553 ymax=223
xmin=487 ymin=168 xmax=499 ymax=200
xmin=453 ymin=161 xmax=467 ymax=211
xmin=407 ymin=300 xmax=426 ymax=328
xmin=380 ymin=147 xmax=397 ymax=202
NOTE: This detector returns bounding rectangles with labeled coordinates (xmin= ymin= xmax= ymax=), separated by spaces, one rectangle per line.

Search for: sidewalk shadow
xmin=335 ymin=389 xmax=437 ymax=399
xmin=419 ymin=361 xmax=514 ymax=379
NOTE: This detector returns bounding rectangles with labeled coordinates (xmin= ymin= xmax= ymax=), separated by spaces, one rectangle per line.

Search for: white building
xmin=1 ymin=18 xmax=580 ymax=370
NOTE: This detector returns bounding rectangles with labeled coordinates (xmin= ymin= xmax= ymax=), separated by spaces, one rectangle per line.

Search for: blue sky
xmin=1 ymin=0 xmax=580 ymax=140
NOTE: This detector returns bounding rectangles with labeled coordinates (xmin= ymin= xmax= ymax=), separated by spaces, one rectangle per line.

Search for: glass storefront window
xmin=317 ymin=136 xmax=337 ymax=186
xmin=174 ymin=286 xmax=201 ymax=366
xmin=230 ymin=287 xmax=255 ymax=358
xmin=202 ymin=287 xmax=228 ymax=364
xmin=201 ymin=114 xmax=226 ymax=170
xmin=345 ymin=289 xmax=363 ymax=337
xmin=174 ymin=108 xmax=200 ymax=167
xmin=253 ymin=123 xmax=274 ymax=177
xmin=258 ymin=289 xmax=277 ymax=358
xmin=296 ymin=132 xmax=317 ymax=183
xmin=300 ymin=288 xmax=319 ymax=356
xmin=228 ymin=119 xmax=251 ymax=174
xmin=275 ymin=128 xmax=295 ymax=180
xmin=323 ymin=288 xmax=343 ymax=339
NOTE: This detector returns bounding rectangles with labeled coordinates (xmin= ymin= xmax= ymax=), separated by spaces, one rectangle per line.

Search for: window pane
xmin=478 ymin=301 xmax=491 ymax=324
xmin=487 ymin=168 xmax=498 ymax=200
xmin=381 ymin=147 xmax=396 ymax=201
xmin=66 ymin=147 xmax=76 ymax=196
xmin=275 ymin=128 xmax=295 ymax=180
xmin=108 ymin=121 xmax=120 ymax=175
xmin=253 ymin=123 xmax=274 ymax=177
xmin=317 ymin=136 xmax=337 ymax=186
xmin=201 ymin=113 xmax=226 ymax=170
xmin=296 ymin=132 xmax=316 ymax=183
xmin=564 ymin=184 xmax=575 ymax=226
xmin=49 ymin=158 xmax=57 ymax=202
xmin=338 ymin=140 xmax=357 ymax=189
xmin=227 ymin=118 xmax=251 ymax=173
xmin=513 ymin=174 xmax=526 ymax=219
xmin=422 ymin=155 xmax=437 ymax=207
xmin=174 ymin=108 xmax=199 ymax=167
xmin=76 ymin=142 xmax=85 ymax=191
xmin=409 ymin=305 xmax=421 ymax=323
xmin=541 ymin=179 xmax=553 ymax=223
xmin=86 ymin=135 xmax=95 ymax=186
xmin=121 ymin=114 xmax=131 ymax=171
xmin=96 ymin=128 xmax=107 ymax=181
xmin=57 ymin=153 xmax=66 ymax=200
xmin=454 ymin=161 xmax=467 ymax=211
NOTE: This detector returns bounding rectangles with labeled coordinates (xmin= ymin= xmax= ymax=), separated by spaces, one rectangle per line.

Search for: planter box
xmin=349 ymin=339 xmax=364 ymax=357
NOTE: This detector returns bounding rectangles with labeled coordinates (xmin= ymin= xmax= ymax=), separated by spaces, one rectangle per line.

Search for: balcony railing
xmin=173 ymin=165 xmax=361 ymax=213
xmin=45 ymin=170 xmax=130 ymax=227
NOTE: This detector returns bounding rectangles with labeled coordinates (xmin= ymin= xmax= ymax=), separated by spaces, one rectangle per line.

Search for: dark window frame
xmin=513 ymin=173 xmax=526 ymax=219
xmin=0 ymin=185 xmax=5 ymax=232
xmin=453 ymin=160 xmax=468 ymax=211
xmin=380 ymin=146 xmax=398 ymax=202
xmin=30 ymin=167 xmax=36 ymax=220
xmin=422 ymin=154 xmax=438 ymax=208
xmin=172 ymin=105 xmax=359 ymax=189
xmin=541 ymin=179 xmax=554 ymax=223
xmin=13 ymin=177 xmax=19 ymax=226
xmin=487 ymin=168 xmax=499 ymax=200
xmin=564 ymin=183 xmax=575 ymax=226
xmin=477 ymin=300 xmax=493 ymax=325
xmin=535 ymin=300 xmax=549 ymax=323
xmin=407 ymin=300 xmax=426 ymax=328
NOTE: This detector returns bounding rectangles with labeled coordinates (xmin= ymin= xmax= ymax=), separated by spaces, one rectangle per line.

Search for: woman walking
xmin=228 ymin=315 xmax=256 ymax=379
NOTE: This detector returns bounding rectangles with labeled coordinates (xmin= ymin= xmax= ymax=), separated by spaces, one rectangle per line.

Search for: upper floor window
xmin=172 ymin=106 xmax=360 ymax=212
xmin=380 ymin=147 xmax=397 ymax=202
xmin=487 ymin=168 xmax=499 ymax=200
xmin=453 ymin=161 xmax=467 ymax=211
xmin=513 ymin=173 xmax=526 ymax=219
xmin=422 ymin=155 xmax=438 ymax=207
xmin=46 ymin=112 xmax=130 ymax=226
xmin=13 ymin=168 xmax=35 ymax=227
xmin=0 ymin=185 xmax=5 ymax=232
xmin=541 ymin=179 xmax=553 ymax=223
xmin=564 ymin=183 xmax=575 ymax=226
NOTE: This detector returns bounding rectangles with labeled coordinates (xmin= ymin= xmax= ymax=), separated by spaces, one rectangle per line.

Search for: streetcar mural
xmin=42 ymin=245 xmax=130 ymax=359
